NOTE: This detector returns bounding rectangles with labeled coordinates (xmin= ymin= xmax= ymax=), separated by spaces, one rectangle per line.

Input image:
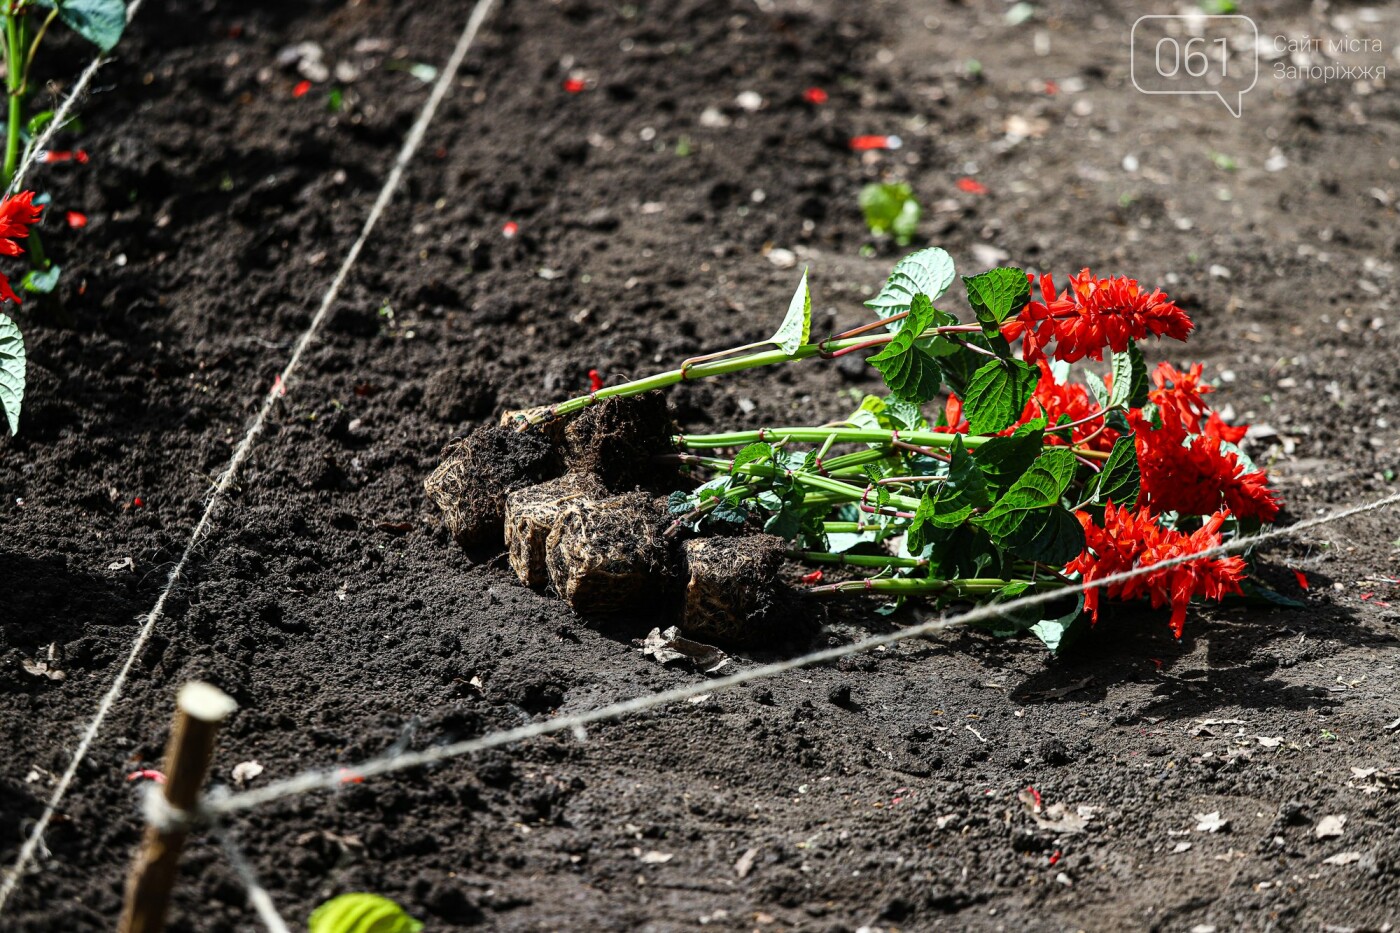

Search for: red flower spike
xmin=66 ymin=210 xmax=88 ymax=229
xmin=1131 ymin=411 xmax=1279 ymax=522
xmin=588 ymin=369 xmax=604 ymax=392
xmin=562 ymin=77 xmax=586 ymax=94
xmin=956 ymin=177 xmax=989 ymax=195
xmin=801 ymin=569 xmax=824 ymax=585
xmin=802 ymin=87 xmax=828 ymax=104
xmin=0 ymin=192 xmax=43 ymax=305
xmin=292 ymin=80 xmax=312 ymax=98
xmin=1066 ymin=504 xmax=1247 ymax=638
xmin=1008 ymin=269 xmax=1193 ymax=364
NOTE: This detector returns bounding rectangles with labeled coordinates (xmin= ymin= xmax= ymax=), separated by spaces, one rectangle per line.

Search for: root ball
xmin=545 ymin=492 xmax=675 ymax=615
xmin=424 ymin=424 xmax=562 ymax=548
xmin=563 ymin=391 xmax=678 ymax=491
xmin=504 ymin=473 xmax=608 ymax=588
xmin=680 ymin=535 xmax=797 ymax=645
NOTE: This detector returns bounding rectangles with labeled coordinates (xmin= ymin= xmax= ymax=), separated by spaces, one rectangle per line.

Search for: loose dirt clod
xmin=680 ymin=535 xmax=798 ymax=645
xmin=545 ymin=492 xmax=675 ymax=614
xmin=563 ymin=391 xmax=678 ymax=491
xmin=505 ymin=473 xmax=608 ymax=588
xmin=424 ymin=424 xmax=562 ymax=548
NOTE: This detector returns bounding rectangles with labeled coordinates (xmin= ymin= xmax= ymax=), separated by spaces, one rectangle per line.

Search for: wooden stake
xmin=118 ymin=682 xmax=237 ymax=933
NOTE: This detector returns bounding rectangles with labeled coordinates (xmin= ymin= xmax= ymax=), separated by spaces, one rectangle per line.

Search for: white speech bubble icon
xmin=1131 ymin=15 xmax=1259 ymax=117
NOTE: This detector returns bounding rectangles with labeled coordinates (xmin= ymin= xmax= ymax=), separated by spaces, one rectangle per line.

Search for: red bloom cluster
xmin=1020 ymin=360 xmax=1119 ymax=452
xmin=1067 ymin=503 xmax=1246 ymax=637
xmin=0 ymin=191 xmax=42 ymax=304
xmin=1004 ymin=269 xmax=1193 ymax=363
xmin=1131 ymin=410 xmax=1278 ymax=522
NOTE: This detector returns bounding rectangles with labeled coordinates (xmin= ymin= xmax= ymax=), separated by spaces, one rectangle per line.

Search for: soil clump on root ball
xmin=424 ymin=424 xmax=562 ymax=548
xmin=563 ymin=391 xmax=680 ymax=492
xmin=680 ymin=534 xmax=810 ymax=646
xmin=546 ymin=492 xmax=676 ymax=615
xmin=504 ymin=473 xmax=609 ymax=588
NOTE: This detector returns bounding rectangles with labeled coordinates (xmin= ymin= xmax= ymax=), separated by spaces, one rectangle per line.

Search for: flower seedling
xmin=859 ymin=182 xmax=921 ymax=246
xmin=492 ymin=246 xmax=1286 ymax=652
xmin=309 ymin=893 xmax=422 ymax=933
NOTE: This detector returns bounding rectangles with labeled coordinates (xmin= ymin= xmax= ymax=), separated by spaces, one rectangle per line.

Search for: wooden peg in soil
xmin=117 ymin=682 xmax=238 ymax=933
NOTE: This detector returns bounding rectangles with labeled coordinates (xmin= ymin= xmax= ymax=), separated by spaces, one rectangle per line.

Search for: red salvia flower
xmin=0 ymin=191 xmax=43 ymax=305
xmin=1130 ymin=411 xmax=1279 ymax=522
xmin=1017 ymin=360 xmax=1118 ymax=451
xmin=1201 ymin=411 xmax=1247 ymax=444
xmin=1149 ymin=362 xmax=1212 ymax=433
xmin=1067 ymin=503 xmax=1246 ymax=637
xmin=1006 ymin=269 xmax=1193 ymax=363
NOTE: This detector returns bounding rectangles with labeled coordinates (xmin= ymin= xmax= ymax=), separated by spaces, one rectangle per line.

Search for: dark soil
xmin=3 ymin=0 xmax=1400 ymax=931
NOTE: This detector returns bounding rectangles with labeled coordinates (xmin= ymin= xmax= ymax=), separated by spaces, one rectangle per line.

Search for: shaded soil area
xmin=3 ymin=0 xmax=1400 ymax=930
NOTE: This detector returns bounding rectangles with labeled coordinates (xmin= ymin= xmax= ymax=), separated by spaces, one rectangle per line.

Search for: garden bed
xmin=2 ymin=0 xmax=1399 ymax=929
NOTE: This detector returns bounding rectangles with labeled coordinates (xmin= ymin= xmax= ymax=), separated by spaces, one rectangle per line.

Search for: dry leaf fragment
xmin=1195 ymin=811 xmax=1229 ymax=833
xmin=1315 ymin=815 xmax=1347 ymax=838
xmin=1323 ymin=851 xmax=1362 ymax=866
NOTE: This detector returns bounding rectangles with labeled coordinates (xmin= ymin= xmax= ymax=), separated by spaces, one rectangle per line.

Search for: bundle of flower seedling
xmin=426 ymin=248 xmax=1282 ymax=652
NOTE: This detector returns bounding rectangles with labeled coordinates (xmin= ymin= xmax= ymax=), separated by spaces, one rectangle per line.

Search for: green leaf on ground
xmin=770 ymin=268 xmax=811 ymax=355
xmin=0 ymin=313 xmax=24 ymax=435
xmin=865 ymin=248 xmax=956 ymax=326
xmin=963 ymin=267 xmax=1030 ymax=337
xmin=859 ymin=183 xmax=922 ymax=246
xmin=1030 ymin=594 xmax=1089 ymax=653
xmin=22 ymin=265 xmax=61 ymax=295
xmin=309 ymin=893 xmax=424 ymax=933
xmin=961 ymin=358 xmax=1038 ymax=434
xmin=867 ymin=294 xmax=943 ymax=404
xmin=34 ymin=0 xmax=127 ymax=51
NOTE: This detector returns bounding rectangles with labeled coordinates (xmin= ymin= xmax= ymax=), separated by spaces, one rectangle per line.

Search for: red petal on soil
xmin=1148 ymin=657 xmax=1163 ymax=670
xmin=1044 ymin=80 xmax=1059 ymax=95
xmin=802 ymin=87 xmax=828 ymax=104
xmin=376 ymin=521 xmax=413 ymax=535
xmin=272 ymin=374 xmax=286 ymax=397
xmin=502 ymin=221 xmax=519 ymax=238
xmin=588 ymin=369 xmax=604 ymax=392
xmin=133 ymin=497 xmax=144 ymax=508
xmin=956 ymin=177 xmax=989 ymax=195
xmin=1025 ymin=785 xmax=1042 ymax=808
xmin=41 ymin=150 xmax=72 ymax=163
xmin=849 ymin=135 xmax=894 ymax=151
xmin=1293 ymin=570 xmax=1309 ymax=590
xmin=801 ymin=569 xmax=824 ymax=584
xmin=126 ymin=769 xmax=166 ymax=784
xmin=75 ymin=150 xmax=89 ymax=164
xmin=338 ymin=768 xmax=365 ymax=784
xmin=1360 ymin=592 xmax=1375 ymax=601
xmin=292 ymin=80 xmax=312 ymax=98
xmin=562 ymin=77 xmax=586 ymax=94
xmin=1048 ymin=849 xmax=1062 ymax=866
xmin=66 ymin=211 xmax=88 ymax=229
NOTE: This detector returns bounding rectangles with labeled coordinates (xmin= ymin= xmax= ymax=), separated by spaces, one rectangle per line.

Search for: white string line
xmin=0 ymin=0 xmax=499 ymax=913
xmin=200 ymin=492 xmax=1400 ymax=819
xmin=213 ymin=826 xmax=292 ymax=933
xmin=6 ymin=0 xmax=146 ymax=196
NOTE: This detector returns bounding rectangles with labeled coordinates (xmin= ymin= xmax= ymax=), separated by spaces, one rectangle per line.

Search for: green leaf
xmin=667 ymin=490 xmax=696 ymax=514
xmin=763 ymin=506 xmax=803 ymax=540
xmin=26 ymin=110 xmax=54 ymax=136
xmin=961 ymin=358 xmax=1037 ymax=434
xmin=1030 ymin=594 xmax=1089 ymax=653
xmin=962 ymin=267 xmax=1030 ymax=337
xmin=22 ymin=265 xmax=61 ymax=295
xmin=944 ymin=435 xmax=991 ymax=510
xmin=867 ymin=294 xmax=943 ymax=405
xmin=1109 ymin=341 xmax=1148 ymax=408
xmin=0 ymin=313 xmax=24 ymax=435
xmin=908 ymin=489 xmax=970 ymax=553
xmin=731 ymin=442 xmax=774 ymax=472
xmin=973 ymin=447 xmax=1084 ymax=562
xmin=859 ymin=182 xmax=922 ymax=246
xmin=770 ymin=268 xmax=811 ymax=355
xmin=970 ymin=420 xmax=1044 ymax=491
xmin=865 ymin=248 xmax=957 ymax=327
xmin=33 ymin=0 xmax=127 ymax=51
xmin=309 ymin=893 xmax=424 ymax=933
xmin=1081 ymin=436 xmax=1140 ymax=510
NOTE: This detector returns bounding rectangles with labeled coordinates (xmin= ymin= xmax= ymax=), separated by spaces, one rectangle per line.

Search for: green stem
xmin=679 ymin=426 xmax=985 ymax=451
xmin=4 ymin=6 xmax=24 ymax=190
xmin=808 ymin=577 xmax=1045 ymax=596
xmin=796 ymin=551 xmax=927 ymax=569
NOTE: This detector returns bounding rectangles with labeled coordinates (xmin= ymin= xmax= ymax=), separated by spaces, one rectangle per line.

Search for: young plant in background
xmin=859 ymin=181 xmax=921 ymax=246
xmin=309 ymin=892 xmax=423 ymax=933
xmin=1 ymin=0 xmax=126 ymax=292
